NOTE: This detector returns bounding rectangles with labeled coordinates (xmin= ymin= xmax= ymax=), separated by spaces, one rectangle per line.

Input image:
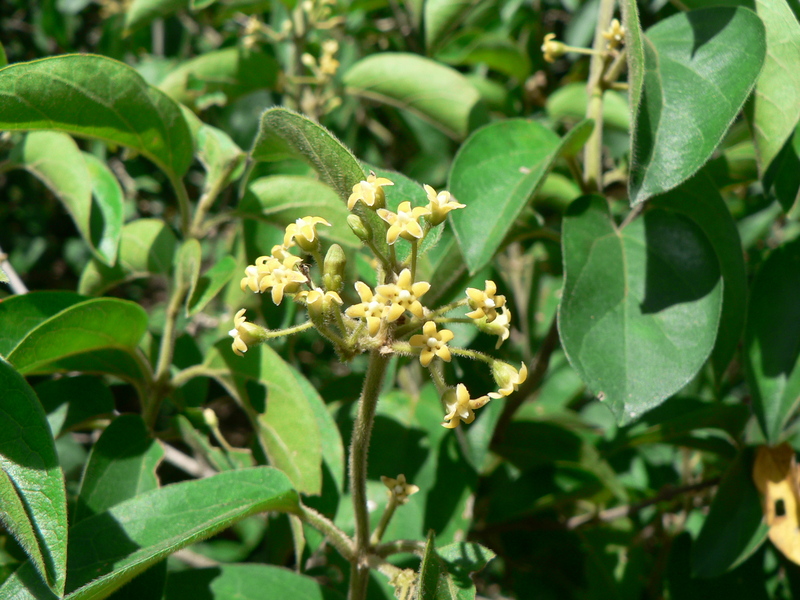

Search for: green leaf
xmin=546 ymin=82 xmax=630 ymax=131
xmin=448 ymin=119 xmax=565 ymax=274
xmin=424 ymin=0 xmax=474 ymax=51
xmin=650 ymin=170 xmax=747 ymax=377
xmin=124 ymin=0 xmax=187 ymax=33
xmin=435 ymin=32 xmax=531 ymax=82
xmin=41 ymin=349 xmax=151 ymax=387
xmin=746 ymin=0 xmax=800 ymax=175
xmin=744 ymin=236 xmax=800 ymax=443
xmin=766 ymin=122 xmax=800 ymax=214
xmin=0 ymin=40 xmax=7 ymax=68
xmin=79 ymin=219 xmax=178 ymax=295
xmin=186 ymin=256 xmax=238 ymax=317
xmin=0 ymin=55 xmax=193 ymax=180
xmin=620 ymin=0 xmax=645 ymax=122
xmin=0 ymin=357 xmax=67 ymax=594
xmin=159 ymin=47 xmax=279 ymax=110
xmin=628 ymin=8 xmax=766 ymax=204
xmin=164 ymin=564 xmax=343 ymax=600
xmin=36 ymin=376 xmax=115 ymax=437
xmin=194 ymin=122 xmax=245 ymax=190
xmin=74 ymin=415 xmax=164 ymax=523
xmin=692 ymin=449 xmax=769 ymax=578
xmin=200 ymin=341 xmax=323 ymax=495
xmin=174 ymin=239 xmax=202 ymax=302
xmin=0 ymin=467 xmax=298 ymax=600
xmin=417 ymin=532 xmax=476 ymax=599
xmin=343 ymin=53 xmax=487 ymax=140
xmin=436 ymin=542 xmax=496 ymax=574
xmin=6 ymin=298 xmax=149 ymax=375
xmin=250 ymin=108 xmax=365 ymax=203
xmin=239 ymin=176 xmax=358 ymax=248
xmin=558 ymin=196 xmax=723 ymax=425
xmin=83 ymin=152 xmax=125 ymax=267
xmin=0 ymin=291 xmax=85 ymax=356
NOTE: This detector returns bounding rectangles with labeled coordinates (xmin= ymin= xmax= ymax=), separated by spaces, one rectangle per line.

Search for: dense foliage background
xmin=2 ymin=0 xmax=800 ymax=598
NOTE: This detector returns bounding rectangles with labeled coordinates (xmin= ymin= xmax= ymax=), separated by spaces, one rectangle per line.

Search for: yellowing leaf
xmin=753 ymin=443 xmax=800 ymax=565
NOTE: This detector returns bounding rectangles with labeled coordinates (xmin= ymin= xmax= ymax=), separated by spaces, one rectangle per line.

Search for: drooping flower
xmin=541 ymin=33 xmax=566 ymax=63
xmin=345 ymin=281 xmax=403 ymax=336
xmin=229 ymin=309 xmax=267 ymax=356
xmin=409 ymin=321 xmax=454 ymax=367
xmin=376 ymin=268 xmax=430 ymax=319
xmin=465 ymin=280 xmax=506 ymax=323
xmin=442 ymin=384 xmax=490 ymax=428
xmin=423 ymin=184 xmax=465 ymax=226
xmin=489 ymin=361 xmax=528 ymax=399
xmin=347 ymin=172 xmax=394 ymax=210
xmin=283 ymin=216 xmax=331 ymax=251
xmin=377 ymin=201 xmax=431 ymax=245
xmin=380 ymin=473 xmax=420 ymax=505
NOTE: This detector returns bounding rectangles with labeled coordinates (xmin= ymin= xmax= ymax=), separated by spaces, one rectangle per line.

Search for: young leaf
xmin=559 ymin=196 xmax=723 ymax=425
xmin=448 ymin=119 xmax=572 ymax=274
xmin=79 ymin=219 xmax=178 ymax=295
xmin=159 ymin=47 xmax=279 ymax=110
xmin=163 ymin=564 xmax=344 ymax=600
xmin=238 ymin=176 xmax=357 ymax=248
xmin=417 ymin=532 xmax=479 ymax=599
xmin=6 ymin=298 xmax=149 ymax=375
xmin=692 ymin=449 xmax=769 ymax=578
xmin=74 ymin=414 xmax=164 ymax=523
xmin=0 ymin=467 xmax=299 ymax=600
xmin=83 ymin=153 xmax=125 ymax=267
xmin=343 ymin=53 xmax=487 ymax=140
xmin=186 ymin=255 xmax=238 ymax=317
xmin=0 ymin=55 xmax=193 ymax=180
xmin=746 ymin=0 xmax=800 ymax=175
xmin=174 ymin=239 xmax=202 ymax=302
xmin=744 ymin=237 xmax=800 ymax=443
xmin=628 ymin=8 xmax=766 ymax=204
xmin=0 ymin=357 xmax=67 ymax=595
xmin=124 ymin=0 xmax=187 ymax=33
xmin=424 ymin=0 xmax=475 ymax=51
xmin=200 ymin=342 xmax=323 ymax=495
xmin=250 ymin=107 xmax=365 ymax=203
xmin=650 ymin=170 xmax=746 ymax=378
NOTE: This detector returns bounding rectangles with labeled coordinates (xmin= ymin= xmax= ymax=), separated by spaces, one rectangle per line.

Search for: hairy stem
xmin=370 ymin=496 xmax=398 ymax=546
xmin=169 ymin=174 xmax=193 ymax=238
xmin=348 ymin=350 xmax=391 ymax=599
xmin=295 ymin=503 xmax=356 ymax=561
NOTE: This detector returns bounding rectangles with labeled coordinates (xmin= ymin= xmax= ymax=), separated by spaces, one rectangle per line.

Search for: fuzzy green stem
xmin=168 ymin=174 xmax=193 ymax=238
xmin=349 ymin=351 xmax=391 ymax=600
xmin=410 ymin=240 xmax=418 ymax=281
xmin=449 ymin=346 xmax=495 ymax=365
xmin=295 ymin=503 xmax=356 ymax=561
xmin=374 ymin=539 xmax=427 ymax=557
xmin=370 ymin=496 xmax=398 ymax=546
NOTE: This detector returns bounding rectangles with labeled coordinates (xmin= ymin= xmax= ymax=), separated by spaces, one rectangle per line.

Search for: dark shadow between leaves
xmin=639 ymin=209 xmax=720 ymax=315
xmin=687 ymin=9 xmax=738 ymax=57
xmin=424 ymin=435 xmax=477 ymax=534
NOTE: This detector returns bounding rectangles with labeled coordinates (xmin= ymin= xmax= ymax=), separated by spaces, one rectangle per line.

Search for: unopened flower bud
xmin=347 ymin=214 xmax=372 ymax=243
xmin=203 ymin=408 xmax=219 ymax=429
xmin=323 ymin=243 xmax=346 ymax=292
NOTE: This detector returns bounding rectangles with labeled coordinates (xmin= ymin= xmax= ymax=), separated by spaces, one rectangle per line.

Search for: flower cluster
xmin=231 ymin=173 xmax=529 ymax=428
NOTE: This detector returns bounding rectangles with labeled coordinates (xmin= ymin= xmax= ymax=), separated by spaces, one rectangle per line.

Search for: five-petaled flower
xmin=283 ymin=216 xmax=331 ymax=252
xmin=297 ymin=287 xmax=343 ymax=319
xmin=377 ymin=201 xmax=431 ymax=245
xmin=380 ymin=474 xmax=420 ymax=505
xmin=466 ymin=280 xmax=506 ymax=323
xmin=240 ymin=250 xmax=308 ymax=305
xmin=489 ymin=361 xmax=528 ymax=398
xmin=347 ymin=172 xmax=394 ymax=210
xmin=424 ymin=184 xmax=465 ymax=226
xmin=345 ymin=282 xmax=404 ymax=336
xmin=409 ymin=321 xmax=454 ymax=367
xmin=442 ymin=384 xmax=490 ymax=428
xmin=376 ymin=268 xmax=430 ymax=319
xmin=541 ymin=33 xmax=566 ymax=63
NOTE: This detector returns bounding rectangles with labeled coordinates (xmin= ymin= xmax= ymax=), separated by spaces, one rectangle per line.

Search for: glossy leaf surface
xmin=559 ymin=196 xmax=723 ymax=425
xmin=628 ymin=8 xmax=766 ymax=204
xmin=0 ymin=55 xmax=193 ymax=179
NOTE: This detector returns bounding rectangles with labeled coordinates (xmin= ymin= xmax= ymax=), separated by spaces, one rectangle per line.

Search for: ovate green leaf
xmin=559 ymin=196 xmax=723 ymax=425
xmin=0 ymin=357 xmax=67 ymax=594
xmin=0 ymin=55 xmax=193 ymax=179
xmin=628 ymin=8 xmax=766 ymax=204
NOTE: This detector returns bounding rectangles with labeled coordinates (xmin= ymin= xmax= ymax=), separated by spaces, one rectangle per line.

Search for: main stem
xmin=348 ymin=350 xmax=390 ymax=600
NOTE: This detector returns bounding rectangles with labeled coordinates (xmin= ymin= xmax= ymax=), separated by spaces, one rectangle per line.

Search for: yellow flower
xmin=424 ymin=184 xmax=465 ymax=226
xmin=377 ymin=201 xmax=431 ymax=245
xmin=541 ymin=33 xmax=566 ymax=63
xmin=375 ymin=268 xmax=430 ymax=319
xmin=345 ymin=281 xmax=403 ymax=336
xmin=603 ymin=18 xmax=625 ymax=50
xmin=347 ymin=172 xmax=394 ymax=210
xmin=380 ymin=474 xmax=420 ymax=505
xmin=442 ymin=384 xmax=490 ymax=429
xmin=319 ymin=40 xmax=340 ymax=76
xmin=465 ymin=280 xmax=506 ymax=323
xmin=229 ymin=309 xmax=267 ymax=356
xmin=409 ymin=321 xmax=454 ymax=367
xmin=489 ymin=361 xmax=528 ymax=399
xmin=283 ymin=216 xmax=331 ymax=251
xmin=240 ymin=250 xmax=307 ymax=305
xmin=297 ymin=287 xmax=343 ymax=319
